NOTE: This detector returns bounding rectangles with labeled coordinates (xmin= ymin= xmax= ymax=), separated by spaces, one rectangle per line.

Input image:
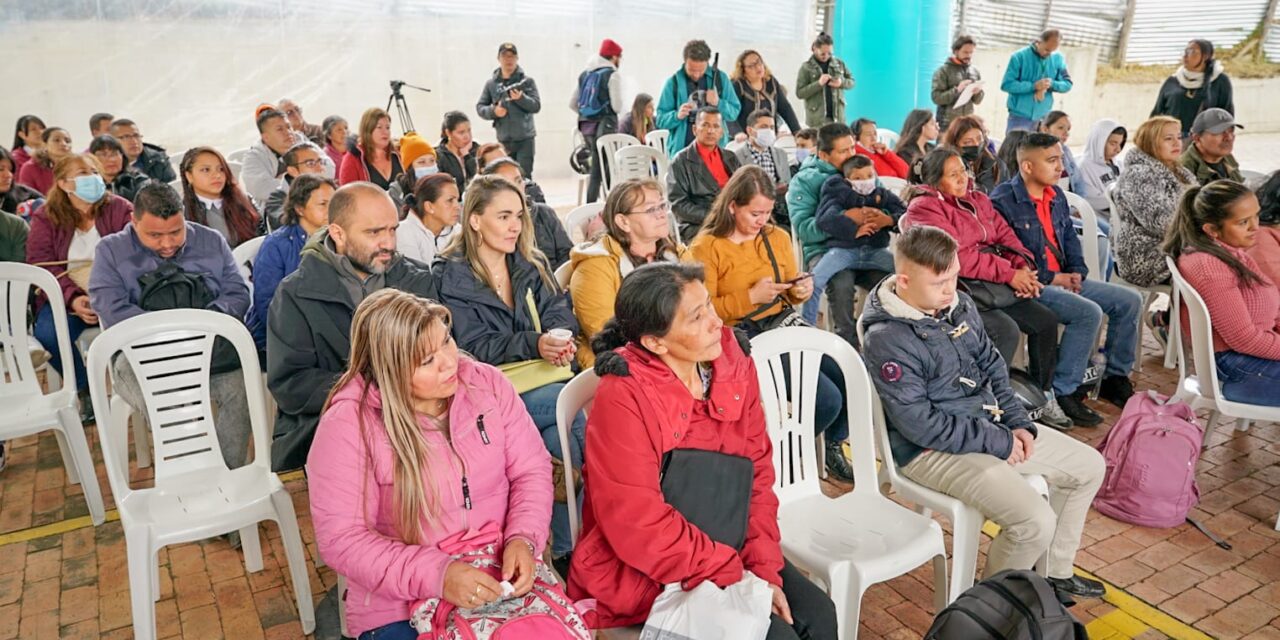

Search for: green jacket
xmin=931 ymin=59 xmax=983 ymax=130
xmin=795 ymin=56 xmax=855 ymax=128
xmin=0 ymin=211 xmax=27 ymax=263
xmin=785 ymin=155 xmax=839 ymax=266
xmin=1180 ymin=144 xmax=1242 ymax=186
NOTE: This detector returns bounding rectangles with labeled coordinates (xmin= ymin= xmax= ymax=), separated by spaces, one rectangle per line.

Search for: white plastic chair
xmin=1241 ymin=169 xmax=1268 ymax=190
xmin=227 ymin=159 xmax=244 ymax=183
xmin=1167 ymin=257 xmax=1280 ymax=460
xmin=232 ymin=236 xmax=265 ymax=294
xmin=1106 ymin=182 xmax=1175 ymax=370
xmin=878 ymin=176 xmax=909 ymax=198
xmin=876 ymin=128 xmax=899 ymax=149
xmin=596 ymin=133 xmax=641 ymax=197
xmin=644 ymin=129 xmax=669 ymax=156
xmin=1065 ymin=191 xmax=1103 ymax=281
xmin=226 ymin=148 xmax=250 ymax=164
xmin=856 ymin=316 xmax=1050 ymax=598
xmin=554 ymin=262 xmax=573 ymax=289
xmin=0 ymin=264 xmax=106 ymax=525
xmin=554 ymin=369 xmax=599 ymax=545
xmin=86 ymin=309 xmax=315 ymax=639
xmin=751 ymin=327 xmax=948 ymax=639
xmin=613 ymin=145 xmax=671 ymax=186
xmin=564 ymin=202 xmax=605 ymax=243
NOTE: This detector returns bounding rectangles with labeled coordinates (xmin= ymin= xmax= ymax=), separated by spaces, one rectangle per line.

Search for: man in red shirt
xmin=990 ymin=132 xmax=1143 ymax=421
xmin=668 ymin=107 xmax=741 ymax=242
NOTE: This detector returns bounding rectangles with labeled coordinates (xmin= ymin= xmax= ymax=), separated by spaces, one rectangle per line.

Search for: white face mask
xmin=848 ymin=178 xmax=877 ymax=195
xmin=753 ymin=128 xmax=776 ymax=148
xmin=795 ymin=148 xmax=811 ymax=163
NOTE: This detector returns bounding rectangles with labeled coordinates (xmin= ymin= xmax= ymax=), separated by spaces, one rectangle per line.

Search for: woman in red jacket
xmin=1165 ymin=179 xmax=1280 ymax=406
xmin=852 ymin=117 xmax=909 ymax=179
xmin=901 ymin=147 xmax=1074 ymax=429
xmin=27 ymin=154 xmax=133 ymax=417
xmin=567 ymin=262 xmax=837 ymax=640
xmin=339 ymin=107 xmax=403 ymax=190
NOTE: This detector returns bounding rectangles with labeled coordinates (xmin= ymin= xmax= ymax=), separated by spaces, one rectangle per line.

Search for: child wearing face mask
xmin=388 ymin=132 xmax=440 ymax=214
xmin=801 ymin=155 xmax=905 ymax=327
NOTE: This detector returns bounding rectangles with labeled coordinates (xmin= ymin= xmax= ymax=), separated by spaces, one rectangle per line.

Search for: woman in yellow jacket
xmin=689 ymin=165 xmax=855 ymax=482
xmin=568 ymin=178 xmax=690 ymax=367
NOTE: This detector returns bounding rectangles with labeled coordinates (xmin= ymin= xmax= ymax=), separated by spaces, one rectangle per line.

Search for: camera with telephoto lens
xmin=499 ymin=77 xmax=534 ymax=96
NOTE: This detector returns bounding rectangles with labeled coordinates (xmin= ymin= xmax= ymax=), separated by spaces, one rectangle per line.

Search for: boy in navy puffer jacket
xmin=801 ymin=155 xmax=905 ymax=325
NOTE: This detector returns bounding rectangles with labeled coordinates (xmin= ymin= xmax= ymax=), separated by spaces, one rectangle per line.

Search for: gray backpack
xmin=925 ymin=570 xmax=1087 ymax=640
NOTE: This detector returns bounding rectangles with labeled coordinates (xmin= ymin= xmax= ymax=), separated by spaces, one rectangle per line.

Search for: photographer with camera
xmin=477 ymin=42 xmax=542 ymax=178
xmin=656 ymin=39 xmax=741 ymax=158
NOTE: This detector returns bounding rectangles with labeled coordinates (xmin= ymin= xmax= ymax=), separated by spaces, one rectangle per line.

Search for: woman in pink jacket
xmin=901 ymin=147 xmax=1072 ymax=429
xmin=1165 ymin=179 xmax=1280 ymax=406
xmin=307 ymin=289 xmax=555 ymax=639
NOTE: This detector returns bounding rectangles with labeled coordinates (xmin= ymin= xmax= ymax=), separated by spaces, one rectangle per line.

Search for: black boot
xmin=1058 ymin=392 xmax=1103 ymax=427
xmin=1048 ymin=575 xmax=1106 ymax=599
xmin=1097 ymin=375 xmax=1135 ymax=408
xmin=824 ymin=441 xmax=855 ymax=483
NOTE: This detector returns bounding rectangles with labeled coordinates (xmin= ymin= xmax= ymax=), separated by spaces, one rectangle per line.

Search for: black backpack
xmin=137 ymin=262 xmax=242 ymax=375
xmin=926 ymin=570 xmax=1087 ymax=640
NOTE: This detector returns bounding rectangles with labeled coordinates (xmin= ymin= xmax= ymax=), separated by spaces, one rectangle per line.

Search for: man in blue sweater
xmin=1001 ymin=29 xmax=1073 ymax=133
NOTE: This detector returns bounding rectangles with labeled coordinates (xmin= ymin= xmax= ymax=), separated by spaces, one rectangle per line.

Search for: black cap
xmin=498 ymin=42 xmax=518 ymax=56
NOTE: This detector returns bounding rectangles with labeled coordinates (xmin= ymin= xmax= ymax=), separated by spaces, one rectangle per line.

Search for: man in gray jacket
xmin=241 ymin=108 xmax=335 ymax=205
xmin=89 ymin=183 xmax=253 ymax=469
xmin=931 ymin=35 xmax=985 ymax=132
xmin=478 ymin=42 xmax=542 ymax=178
xmin=733 ymin=109 xmax=793 ymax=231
xmin=861 ymin=225 xmax=1106 ymax=604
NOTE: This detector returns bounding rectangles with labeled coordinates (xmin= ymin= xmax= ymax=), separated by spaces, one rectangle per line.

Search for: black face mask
xmin=960 ymin=145 xmax=982 ymax=162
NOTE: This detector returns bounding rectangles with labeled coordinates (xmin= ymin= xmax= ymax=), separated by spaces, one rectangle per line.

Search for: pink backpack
xmin=1093 ymin=391 xmax=1202 ymax=528
xmin=410 ymin=528 xmax=593 ymax=640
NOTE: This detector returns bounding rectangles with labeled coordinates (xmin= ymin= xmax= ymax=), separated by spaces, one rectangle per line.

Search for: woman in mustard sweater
xmin=689 ymin=165 xmax=853 ymax=482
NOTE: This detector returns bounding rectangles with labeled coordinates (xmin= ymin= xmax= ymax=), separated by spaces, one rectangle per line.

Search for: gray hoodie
xmin=1077 ymin=118 xmax=1125 ymax=217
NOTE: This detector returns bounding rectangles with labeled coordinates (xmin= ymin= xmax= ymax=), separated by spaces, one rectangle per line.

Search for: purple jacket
xmin=88 ymin=221 xmax=249 ymax=329
xmin=26 ymin=195 xmax=134 ymax=310
xmin=307 ymin=360 xmax=553 ymax=636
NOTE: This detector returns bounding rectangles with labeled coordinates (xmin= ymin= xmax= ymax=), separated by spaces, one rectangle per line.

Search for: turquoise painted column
xmin=831 ymin=0 xmax=953 ymax=133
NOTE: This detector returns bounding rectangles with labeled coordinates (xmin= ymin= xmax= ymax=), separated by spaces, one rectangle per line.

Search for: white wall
xmin=0 ymin=9 xmax=813 ymax=181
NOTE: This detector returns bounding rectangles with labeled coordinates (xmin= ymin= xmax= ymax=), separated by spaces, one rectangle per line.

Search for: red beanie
xmin=599 ymin=38 xmax=623 ymax=58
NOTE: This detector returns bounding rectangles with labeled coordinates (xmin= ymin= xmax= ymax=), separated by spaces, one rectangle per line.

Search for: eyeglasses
xmin=627 ymin=201 xmax=671 ymax=218
xmin=294 ymin=158 xmax=324 ymax=168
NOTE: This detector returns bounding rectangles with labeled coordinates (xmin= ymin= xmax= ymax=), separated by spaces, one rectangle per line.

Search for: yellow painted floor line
xmin=981 ymin=521 xmax=1211 ymax=640
xmin=0 ymin=469 xmax=306 ymax=547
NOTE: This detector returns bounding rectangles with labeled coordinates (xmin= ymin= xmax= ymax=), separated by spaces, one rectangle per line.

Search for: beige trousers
xmin=902 ymin=426 xmax=1105 ymax=579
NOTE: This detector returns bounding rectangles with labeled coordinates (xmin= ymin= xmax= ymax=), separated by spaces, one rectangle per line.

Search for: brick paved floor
xmin=2 ymin=331 xmax=1278 ymax=638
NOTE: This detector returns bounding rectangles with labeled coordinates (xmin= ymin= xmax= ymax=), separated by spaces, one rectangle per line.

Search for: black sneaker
xmin=1097 ymin=375 xmax=1135 ymax=408
xmin=1057 ymin=393 xmax=1103 ymax=427
xmin=824 ymin=441 xmax=855 ymax=483
xmin=0 ymin=442 xmax=6 ymax=474
xmin=77 ymin=389 xmax=95 ymax=426
xmin=1048 ymin=575 xmax=1106 ymax=599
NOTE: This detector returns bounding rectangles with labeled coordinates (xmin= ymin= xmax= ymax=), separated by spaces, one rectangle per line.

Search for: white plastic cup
xmin=547 ymin=328 xmax=574 ymax=343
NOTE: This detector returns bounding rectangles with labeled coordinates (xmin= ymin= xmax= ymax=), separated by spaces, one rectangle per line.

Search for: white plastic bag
xmin=639 ymin=573 xmax=773 ymax=640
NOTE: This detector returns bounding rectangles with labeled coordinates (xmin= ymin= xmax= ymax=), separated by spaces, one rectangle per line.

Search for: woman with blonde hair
xmin=307 ymin=289 xmax=560 ymax=639
xmin=26 ymin=154 xmax=133 ymax=416
xmin=729 ymin=49 xmax=801 ymax=138
xmin=1113 ymin=115 xmax=1196 ymax=288
xmin=339 ymin=107 xmax=403 ymax=189
xmin=434 ymin=174 xmax=585 ymax=571
xmin=566 ymin=178 xmax=689 ymax=366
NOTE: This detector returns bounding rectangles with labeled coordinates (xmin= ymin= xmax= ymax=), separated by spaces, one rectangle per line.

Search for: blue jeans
xmin=1037 ymin=279 xmax=1142 ymax=395
xmin=1007 ymin=114 xmax=1038 ymax=133
xmin=520 ymin=382 xmax=585 ymax=558
xmin=1215 ymin=351 xmax=1280 ymax=407
xmin=34 ymin=302 xmax=91 ymax=391
xmin=359 ymin=620 xmax=415 ymax=640
xmin=801 ymin=246 xmax=895 ymax=325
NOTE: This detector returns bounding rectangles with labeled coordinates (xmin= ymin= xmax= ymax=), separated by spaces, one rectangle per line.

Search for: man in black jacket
xmin=266 ymin=182 xmax=439 ymax=471
xmin=668 ymin=107 xmax=741 ymax=242
xmin=110 ymin=118 xmax=176 ymax=184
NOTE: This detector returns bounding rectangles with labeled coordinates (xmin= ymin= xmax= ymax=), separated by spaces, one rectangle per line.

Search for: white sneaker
xmin=1039 ymin=394 xmax=1075 ymax=430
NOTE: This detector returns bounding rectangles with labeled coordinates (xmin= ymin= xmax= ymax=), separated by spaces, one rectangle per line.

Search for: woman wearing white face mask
xmin=26 ymin=154 xmax=134 ymax=421
xmin=389 ymin=132 xmax=440 ymax=212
